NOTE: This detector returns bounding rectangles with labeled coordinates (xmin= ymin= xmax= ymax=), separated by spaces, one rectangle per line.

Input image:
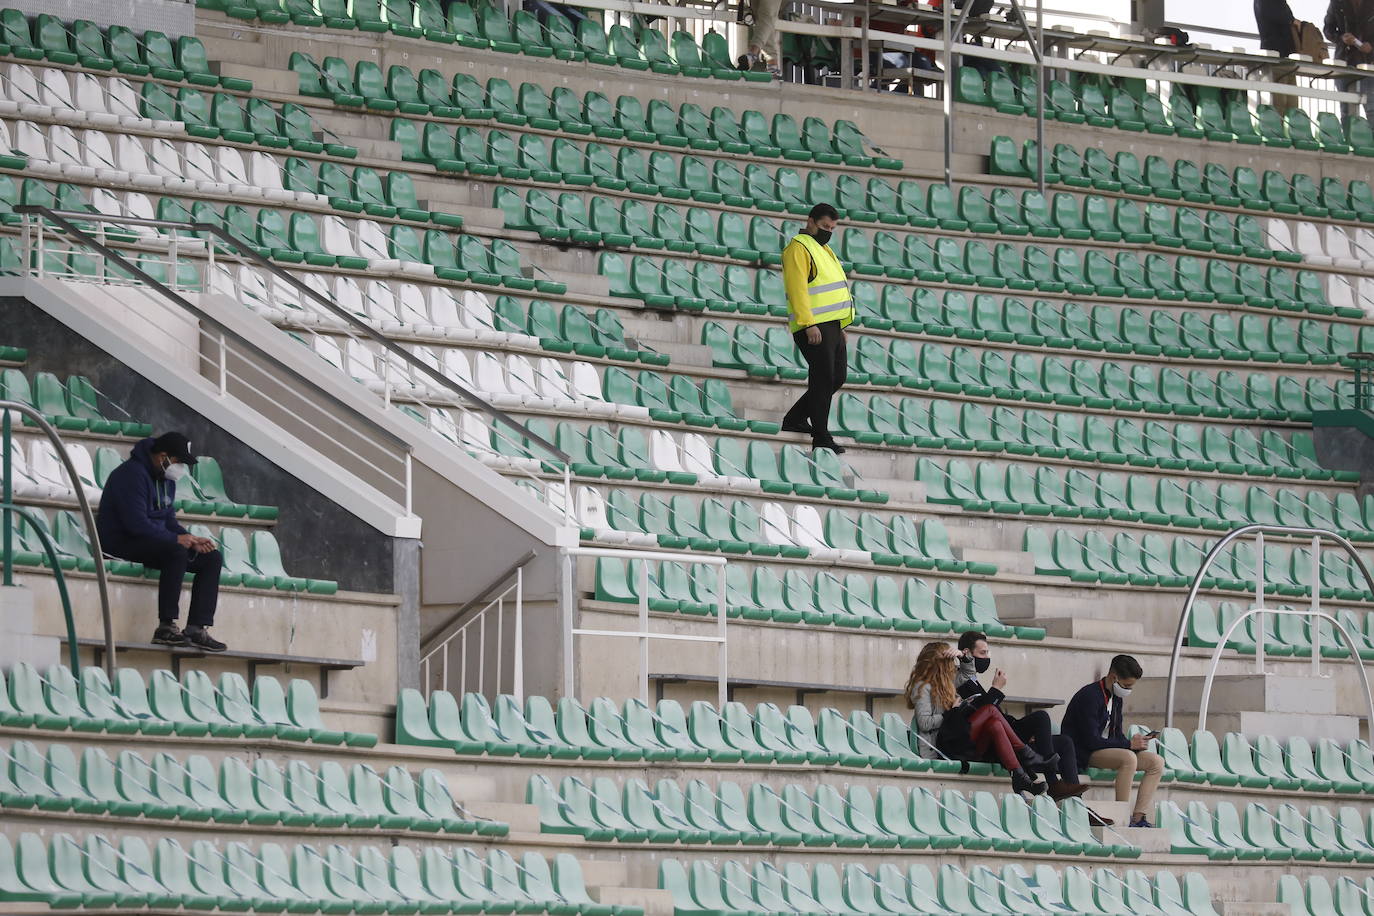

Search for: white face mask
xmin=163 ymin=462 xmax=190 ymax=482
xmin=1112 ymin=682 xmax=1132 ymax=699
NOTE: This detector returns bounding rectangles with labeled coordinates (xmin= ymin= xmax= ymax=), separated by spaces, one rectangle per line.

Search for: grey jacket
xmin=907 ymin=681 xmax=946 ymax=756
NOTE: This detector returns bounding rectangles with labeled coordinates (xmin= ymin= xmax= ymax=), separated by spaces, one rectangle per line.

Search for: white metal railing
xmin=561 ymin=546 xmax=728 ymax=707
xmin=1165 ymin=524 xmax=1374 ymax=736
xmin=419 ymin=565 xmax=524 ymax=702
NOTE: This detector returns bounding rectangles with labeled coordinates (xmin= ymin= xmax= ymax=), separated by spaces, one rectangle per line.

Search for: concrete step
xmin=199 ymin=35 xmax=267 ymax=69
xmin=642 ymin=339 xmax=714 ymax=368
xmin=1168 ymin=710 xmax=1360 ymax=743
xmin=579 ymin=859 xmax=627 ymax=888
xmin=333 ymin=136 xmax=403 ymax=160
xmin=1130 ymin=674 xmax=1339 ymax=718
xmin=1018 ymin=616 xmax=1150 ymax=642
xmin=1217 ymin=906 xmax=1289 ymax=916
xmin=213 ymin=63 xmax=294 ymax=93
xmin=592 ymin=887 xmax=676 ymax=916
xmin=1105 ymin=824 xmax=1171 ymax=853
xmin=464 ymin=801 xmax=542 ymax=835
xmin=955 ymin=547 xmax=1033 ymax=575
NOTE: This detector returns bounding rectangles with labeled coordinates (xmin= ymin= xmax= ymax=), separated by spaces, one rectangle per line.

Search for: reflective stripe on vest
xmin=788 ymin=233 xmax=854 ymax=333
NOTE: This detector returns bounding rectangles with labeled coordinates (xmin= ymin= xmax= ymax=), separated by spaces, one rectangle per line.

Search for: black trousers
xmin=1009 ymin=709 xmax=1080 ymax=785
xmin=110 ymin=536 xmax=222 ymax=627
xmin=782 ymin=321 xmax=848 ymax=443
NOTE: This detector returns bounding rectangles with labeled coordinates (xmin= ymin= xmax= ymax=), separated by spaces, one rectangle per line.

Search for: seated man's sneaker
xmin=152 ymin=622 xmax=190 ymax=647
xmin=184 ymin=625 xmax=227 ymax=652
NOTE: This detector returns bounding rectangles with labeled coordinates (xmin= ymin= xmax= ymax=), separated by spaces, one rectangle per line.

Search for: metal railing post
xmin=0 ymin=402 xmax=113 ymax=676
xmin=1166 ymin=524 xmax=1374 ymax=736
xmin=1255 ymin=530 xmax=1266 ymax=675
xmin=638 ymin=559 xmax=650 ymax=706
xmin=1311 ymin=536 xmax=1321 ymax=678
xmin=2 ymin=409 xmax=11 ymax=587
xmin=562 ymin=548 xmax=576 ymax=701
xmin=513 ymin=566 xmax=524 ymax=704
xmin=716 ymin=562 xmax=728 ymax=709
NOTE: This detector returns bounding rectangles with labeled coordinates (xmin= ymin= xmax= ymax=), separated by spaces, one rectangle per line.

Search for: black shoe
xmin=1017 ymin=745 xmax=1059 ymax=771
xmin=812 ymin=439 xmax=847 ymax=454
xmin=780 ymin=420 xmax=813 ymax=435
xmin=151 ymin=623 xmax=189 ymax=647
xmin=1011 ymin=769 xmax=1046 ymax=796
xmin=184 ymin=626 xmax=226 ymax=653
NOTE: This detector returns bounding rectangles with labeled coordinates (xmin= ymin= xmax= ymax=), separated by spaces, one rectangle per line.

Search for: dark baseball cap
xmin=151 ymin=431 xmax=198 ymax=466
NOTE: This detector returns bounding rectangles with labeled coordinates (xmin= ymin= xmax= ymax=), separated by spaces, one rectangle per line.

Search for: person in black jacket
xmin=96 ymin=433 xmax=225 ymax=651
xmin=1256 ymin=0 xmax=1300 ymax=112
xmin=1326 ymin=0 xmax=1374 ymax=121
xmin=1060 ymin=655 xmax=1163 ymax=828
xmin=955 ymin=631 xmax=1086 ymax=800
xmin=1257 ymin=0 xmax=1298 ymax=54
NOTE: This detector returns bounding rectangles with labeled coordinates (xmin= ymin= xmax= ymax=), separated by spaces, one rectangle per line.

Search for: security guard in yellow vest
xmin=780 ymin=203 xmax=853 ymax=453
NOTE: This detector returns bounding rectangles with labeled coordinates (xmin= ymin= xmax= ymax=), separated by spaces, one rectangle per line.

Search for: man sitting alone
xmin=97 ymin=432 xmax=225 ymax=651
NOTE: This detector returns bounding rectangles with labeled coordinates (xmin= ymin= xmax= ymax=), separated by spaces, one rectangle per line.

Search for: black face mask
xmin=974 ymin=656 xmax=991 ymax=674
xmin=811 ymin=228 xmax=832 ymax=246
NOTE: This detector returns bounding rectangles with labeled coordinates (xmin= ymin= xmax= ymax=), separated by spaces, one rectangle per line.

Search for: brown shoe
xmin=1086 ymin=807 xmax=1114 ymax=827
xmin=1048 ymin=781 xmax=1089 ymax=801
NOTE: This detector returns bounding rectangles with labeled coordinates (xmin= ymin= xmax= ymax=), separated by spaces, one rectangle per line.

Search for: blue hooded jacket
xmin=96 ymin=437 xmax=188 ymax=554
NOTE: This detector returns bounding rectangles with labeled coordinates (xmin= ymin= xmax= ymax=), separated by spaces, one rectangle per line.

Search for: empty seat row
xmin=963 ymin=64 xmax=1374 ymax=158
xmin=1025 ymin=526 xmax=1372 ymax=597
xmin=530 ymin=773 xmax=1129 ymax=855
xmin=576 ymin=484 xmax=990 ymax=572
xmin=489 ymin=295 xmax=665 ymax=364
xmin=1280 ymin=873 xmax=1374 ymax=916
xmin=393 ymin=116 xmax=894 ymax=210
xmin=0 ymin=366 xmax=147 ymax=435
xmin=802 ymin=334 xmax=1338 ymax=422
xmin=278 ymin=155 xmax=461 ymax=228
xmin=1 ymin=62 xmax=349 ymax=158
xmin=0 ymin=11 xmax=249 ymax=90
xmin=0 ymin=663 xmax=375 ymax=746
xmin=398 ymin=689 xmax=996 ymax=772
xmin=918 ymin=456 xmax=1372 ymax=538
xmin=845 ymin=286 xmax=1356 ymax=366
xmin=605 ymin=237 xmax=1335 ymax=319
xmin=661 ymin=856 xmax=1218 ymax=916
xmin=1188 ymin=599 xmax=1374 ymax=660
xmin=544 ymin=421 xmax=883 ymax=504
xmin=993 ymin=136 xmax=1374 ymax=234
xmin=833 ymin=391 xmax=1340 ymax=481
xmin=239 ymin=0 xmax=760 ymax=90
xmin=8 ymin=117 xmax=328 ymax=207
xmin=0 ymin=737 xmax=502 ymax=834
xmin=593 ymin=557 xmax=1043 ymax=639
xmin=289 ymin=55 xmax=900 ymax=172
xmin=0 ymin=831 xmax=626 ymax=915
xmin=1163 ymin=797 xmax=1374 ymax=862
xmin=1155 ymin=727 xmax=1374 ymax=794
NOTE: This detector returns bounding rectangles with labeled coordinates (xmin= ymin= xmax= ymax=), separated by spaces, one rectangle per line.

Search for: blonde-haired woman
xmin=905 ymin=641 xmax=1049 ymax=795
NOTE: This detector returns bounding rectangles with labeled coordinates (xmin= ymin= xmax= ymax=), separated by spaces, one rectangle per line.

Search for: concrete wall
xmin=0 ymin=296 xmax=401 ymax=595
xmin=7 ymin=0 xmax=195 ymax=36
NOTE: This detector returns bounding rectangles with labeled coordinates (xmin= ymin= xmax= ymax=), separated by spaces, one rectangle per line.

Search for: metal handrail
xmin=561 ymin=545 xmax=728 ymax=706
xmin=1 ymin=402 xmax=111 ymax=675
xmin=13 ymin=206 xmax=569 ymax=467
xmin=1164 ymin=523 xmax=1374 ymax=734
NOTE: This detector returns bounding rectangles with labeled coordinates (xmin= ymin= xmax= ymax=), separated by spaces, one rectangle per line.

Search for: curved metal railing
xmin=1164 ymin=523 xmax=1374 ymax=735
xmin=1 ymin=402 xmax=113 ymax=675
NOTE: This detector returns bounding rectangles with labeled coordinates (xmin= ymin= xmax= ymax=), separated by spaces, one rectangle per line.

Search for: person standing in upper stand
xmin=779 ymin=203 xmax=853 ymax=454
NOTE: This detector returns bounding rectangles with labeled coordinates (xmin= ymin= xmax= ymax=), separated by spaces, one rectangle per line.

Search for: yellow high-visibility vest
xmin=785 ymin=232 xmax=854 ymax=333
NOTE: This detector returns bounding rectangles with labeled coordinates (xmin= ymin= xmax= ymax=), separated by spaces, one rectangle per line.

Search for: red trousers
xmin=968 ymin=704 xmax=1026 ymax=771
